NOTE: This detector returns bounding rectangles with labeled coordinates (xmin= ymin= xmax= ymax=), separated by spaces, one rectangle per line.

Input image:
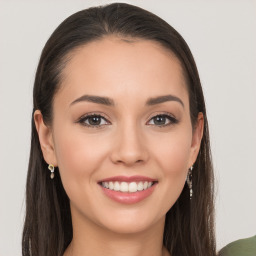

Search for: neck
xmin=64 ymin=208 xmax=170 ymax=256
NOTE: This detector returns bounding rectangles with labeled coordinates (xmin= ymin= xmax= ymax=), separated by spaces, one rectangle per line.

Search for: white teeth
xmin=114 ymin=181 xmax=120 ymax=191
xmin=120 ymin=182 xmax=129 ymax=192
xmin=102 ymin=182 xmax=109 ymax=188
xmin=137 ymin=182 xmax=144 ymax=191
xmin=129 ymin=182 xmax=137 ymax=192
xmin=109 ymin=182 xmax=114 ymax=190
xmin=101 ymin=181 xmax=155 ymax=193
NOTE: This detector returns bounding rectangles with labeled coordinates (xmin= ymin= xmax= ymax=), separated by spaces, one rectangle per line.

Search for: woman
xmin=22 ymin=3 xmax=216 ymax=256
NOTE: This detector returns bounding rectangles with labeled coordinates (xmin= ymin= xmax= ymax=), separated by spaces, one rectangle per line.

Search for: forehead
xmin=58 ymin=36 xmax=188 ymax=106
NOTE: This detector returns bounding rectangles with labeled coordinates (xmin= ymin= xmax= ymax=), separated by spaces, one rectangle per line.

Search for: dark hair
xmin=22 ymin=3 xmax=216 ymax=256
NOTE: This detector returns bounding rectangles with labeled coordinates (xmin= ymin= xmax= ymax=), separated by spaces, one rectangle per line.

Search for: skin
xmin=34 ymin=36 xmax=204 ymax=256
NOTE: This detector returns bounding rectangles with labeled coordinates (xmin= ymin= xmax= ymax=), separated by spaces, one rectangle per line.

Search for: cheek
xmin=152 ymin=129 xmax=192 ymax=176
xmin=52 ymin=126 xmax=108 ymax=188
xmin=149 ymin=128 xmax=192 ymax=209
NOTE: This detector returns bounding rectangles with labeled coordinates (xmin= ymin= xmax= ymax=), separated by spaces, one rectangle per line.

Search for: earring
xmin=48 ymin=164 xmax=55 ymax=179
xmin=187 ymin=166 xmax=193 ymax=200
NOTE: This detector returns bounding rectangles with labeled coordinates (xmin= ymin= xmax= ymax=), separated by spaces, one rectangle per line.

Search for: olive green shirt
xmin=219 ymin=235 xmax=256 ymax=256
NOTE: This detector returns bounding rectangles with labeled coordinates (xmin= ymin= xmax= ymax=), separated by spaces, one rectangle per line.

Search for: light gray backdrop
xmin=0 ymin=0 xmax=256 ymax=255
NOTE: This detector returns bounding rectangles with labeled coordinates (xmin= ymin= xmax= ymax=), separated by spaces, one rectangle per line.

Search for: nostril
xmin=110 ymin=136 xmax=149 ymax=165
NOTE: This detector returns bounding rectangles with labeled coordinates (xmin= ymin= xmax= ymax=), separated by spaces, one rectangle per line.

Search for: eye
xmin=147 ymin=114 xmax=178 ymax=127
xmin=78 ymin=114 xmax=110 ymax=128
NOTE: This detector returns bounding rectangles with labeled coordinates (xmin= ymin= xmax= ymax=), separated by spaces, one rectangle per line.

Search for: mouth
xmin=99 ymin=180 xmax=157 ymax=193
xmin=98 ymin=176 xmax=158 ymax=204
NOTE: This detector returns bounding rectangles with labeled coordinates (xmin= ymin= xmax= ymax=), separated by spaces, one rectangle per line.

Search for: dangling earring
xmin=48 ymin=164 xmax=55 ymax=179
xmin=187 ymin=166 xmax=193 ymax=200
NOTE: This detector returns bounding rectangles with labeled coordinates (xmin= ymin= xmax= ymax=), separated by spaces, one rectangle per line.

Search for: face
xmin=36 ymin=36 xmax=203 ymax=235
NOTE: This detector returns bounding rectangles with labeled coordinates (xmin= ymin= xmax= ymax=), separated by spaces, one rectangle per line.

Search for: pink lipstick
xmin=98 ymin=175 xmax=158 ymax=204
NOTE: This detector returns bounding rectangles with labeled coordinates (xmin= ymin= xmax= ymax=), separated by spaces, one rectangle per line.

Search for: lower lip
xmin=99 ymin=184 xmax=157 ymax=204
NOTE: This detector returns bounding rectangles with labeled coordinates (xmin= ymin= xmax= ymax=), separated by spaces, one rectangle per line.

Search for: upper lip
xmin=98 ymin=175 xmax=157 ymax=183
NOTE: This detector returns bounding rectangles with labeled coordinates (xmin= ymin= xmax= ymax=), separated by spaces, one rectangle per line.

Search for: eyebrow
xmin=70 ymin=94 xmax=184 ymax=108
xmin=146 ymin=95 xmax=184 ymax=107
xmin=70 ymin=95 xmax=115 ymax=106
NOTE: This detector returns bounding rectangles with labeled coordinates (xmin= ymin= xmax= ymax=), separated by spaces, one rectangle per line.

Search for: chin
xmin=101 ymin=221 xmax=156 ymax=235
xmin=95 ymin=209 xmax=165 ymax=235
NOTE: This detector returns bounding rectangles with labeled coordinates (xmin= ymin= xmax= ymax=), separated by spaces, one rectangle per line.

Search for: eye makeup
xmin=76 ymin=111 xmax=179 ymax=129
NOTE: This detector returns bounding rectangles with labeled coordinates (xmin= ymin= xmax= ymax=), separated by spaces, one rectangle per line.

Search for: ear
xmin=189 ymin=112 xmax=204 ymax=167
xmin=34 ymin=110 xmax=58 ymax=166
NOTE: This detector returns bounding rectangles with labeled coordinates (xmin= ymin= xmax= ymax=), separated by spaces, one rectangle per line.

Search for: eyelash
xmin=77 ymin=112 xmax=179 ymax=128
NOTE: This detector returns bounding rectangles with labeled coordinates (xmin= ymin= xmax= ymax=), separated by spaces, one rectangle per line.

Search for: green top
xmin=219 ymin=235 xmax=256 ymax=256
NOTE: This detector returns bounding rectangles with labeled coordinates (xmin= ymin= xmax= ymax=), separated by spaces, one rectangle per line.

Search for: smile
xmin=100 ymin=181 xmax=155 ymax=193
xmin=98 ymin=176 xmax=158 ymax=204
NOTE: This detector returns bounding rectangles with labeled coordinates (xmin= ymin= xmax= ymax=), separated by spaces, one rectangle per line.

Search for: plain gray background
xmin=0 ymin=0 xmax=256 ymax=255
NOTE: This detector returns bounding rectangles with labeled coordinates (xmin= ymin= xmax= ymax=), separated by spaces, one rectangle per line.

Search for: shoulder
xmin=219 ymin=235 xmax=256 ymax=256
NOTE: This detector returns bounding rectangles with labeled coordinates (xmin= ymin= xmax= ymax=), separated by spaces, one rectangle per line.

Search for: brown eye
xmin=79 ymin=114 xmax=109 ymax=127
xmin=88 ymin=116 xmax=102 ymax=125
xmin=153 ymin=115 xmax=167 ymax=125
xmin=148 ymin=114 xmax=178 ymax=127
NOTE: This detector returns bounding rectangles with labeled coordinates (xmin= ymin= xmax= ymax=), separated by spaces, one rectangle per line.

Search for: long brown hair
xmin=22 ymin=3 xmax=216 ymax=256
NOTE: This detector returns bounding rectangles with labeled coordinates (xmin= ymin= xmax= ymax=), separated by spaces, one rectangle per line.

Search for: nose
xmin=110 ymin=122 xmax=149 ymax=166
